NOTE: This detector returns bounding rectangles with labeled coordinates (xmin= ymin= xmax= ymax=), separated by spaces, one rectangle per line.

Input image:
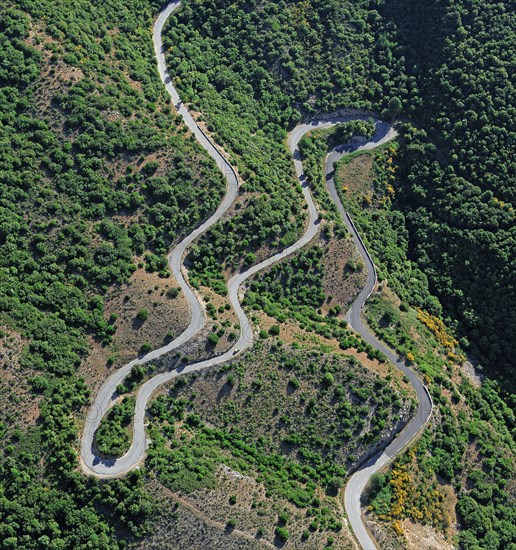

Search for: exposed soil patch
xmin=80 ymin=268 xmax=189 ymax=392
xmin=439 ymin=482 xmax=459 ymax=542
xmin=139 ymin=481 xmax=267 ymax=549
xmin=28 ymin=27 xmax=85 ymax=114
xmin=321 ymin=234 xmax=366 ymax=316
xmin=401 ymin=519 xmax=455 ymax=550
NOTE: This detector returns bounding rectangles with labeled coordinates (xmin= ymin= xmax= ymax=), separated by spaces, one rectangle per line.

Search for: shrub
xmin=208 ymin=332 xmax=220 ymax=346
xmin=136 ymin=309 xmax=149 ymax=321
xmin=31 ymin=376 xmax=50 ymax=393
xmin=278 ymin=511 xmax=289 ymax=524
xmin=269 ymin=324 xmax=280 ymax=336
xmin=275 ymin=527 xmax=289 ymax=541
xmin=322 ymin=372 xmax=334 ymax=386
xmin=166 ymin=287 xmax=180 ymax=299
xmin=288 ymin=378 xmax=300 ymax=390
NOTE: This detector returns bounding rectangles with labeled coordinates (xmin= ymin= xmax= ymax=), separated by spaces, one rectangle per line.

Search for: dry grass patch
xmin=336 ymin=153 xmax=374 ymax=201
xmin=80 ymin=268 xmax=189 ymax=391
xmin=321 ymin=234 xmax=366 ymax=316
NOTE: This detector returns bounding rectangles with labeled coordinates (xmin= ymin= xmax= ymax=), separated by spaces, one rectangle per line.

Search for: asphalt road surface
xmin=325 ymin=145 xmax=433 ymax=549
xmin=80 ymin=3 xmax=432 ymax=548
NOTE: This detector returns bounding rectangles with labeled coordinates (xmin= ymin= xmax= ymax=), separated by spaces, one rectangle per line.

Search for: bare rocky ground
xmin=401 ymin=519 xmax=455 ymax=550
xmin=136 ymin=480 xmax=268 ymax=549
xmin=365 ymin=514 xmax=455 ymax=550
xmin=365 ymin=515 xmax=406 ymax=550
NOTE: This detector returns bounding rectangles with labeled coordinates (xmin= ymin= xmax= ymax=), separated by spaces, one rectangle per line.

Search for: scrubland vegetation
xmin=336 ymin=145 xmax=515 ymax=548
xmin=0 ymin=0 xmax=513 ymax=547
xmin=144 ymin=340 xmax=411 ymax=545
xmin=0 ymin=0 xmax=222 ymax=546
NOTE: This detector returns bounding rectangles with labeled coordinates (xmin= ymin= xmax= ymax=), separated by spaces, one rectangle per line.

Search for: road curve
xmin=79 ymin=0 xmax=320 ymax=477
xmin=324 ymin=147 xmax=433 ymax=549
xmin=80 ymin=0 xmax=239 ymax=476
xmin=80 ymin=3 xmax=432 ymax=548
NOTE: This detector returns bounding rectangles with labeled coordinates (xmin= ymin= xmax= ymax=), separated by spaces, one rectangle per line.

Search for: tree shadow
xmin=216 ymin=382 xmax=233 ymax=403
xmin=132 ymin=317 xmax=145 ymax=330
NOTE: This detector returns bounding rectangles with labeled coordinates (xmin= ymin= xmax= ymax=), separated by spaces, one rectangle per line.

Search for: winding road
xmin=325 ymin=146 xmax=433 ymax=549
xmin=80 ymin=2 xmax=432 ymax=548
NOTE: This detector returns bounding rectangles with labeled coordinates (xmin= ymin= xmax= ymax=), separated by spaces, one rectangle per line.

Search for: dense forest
xmin=168 ymin=0 xmax=514 ymax=383
xmin=0 ymin=0 xmax=513 ymax=548
xmin=0 ymin=0 xmax=224 ymax=546
xmin=371 ymin=0 xmax=515 ymax=385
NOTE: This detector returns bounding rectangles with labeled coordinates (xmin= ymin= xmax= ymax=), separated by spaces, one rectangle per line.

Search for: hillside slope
xmin=167 ymin=0 xmax=514 ymax=383
xmin=371 ymin=0 xmax=515 ymax=384
xmin=0 ymin=0 xmax=224 ymax=546
xmin=162 ymin=0 xmax=515 ymax=548
xmin=0 ymin=0 xmax=513 ymax=548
